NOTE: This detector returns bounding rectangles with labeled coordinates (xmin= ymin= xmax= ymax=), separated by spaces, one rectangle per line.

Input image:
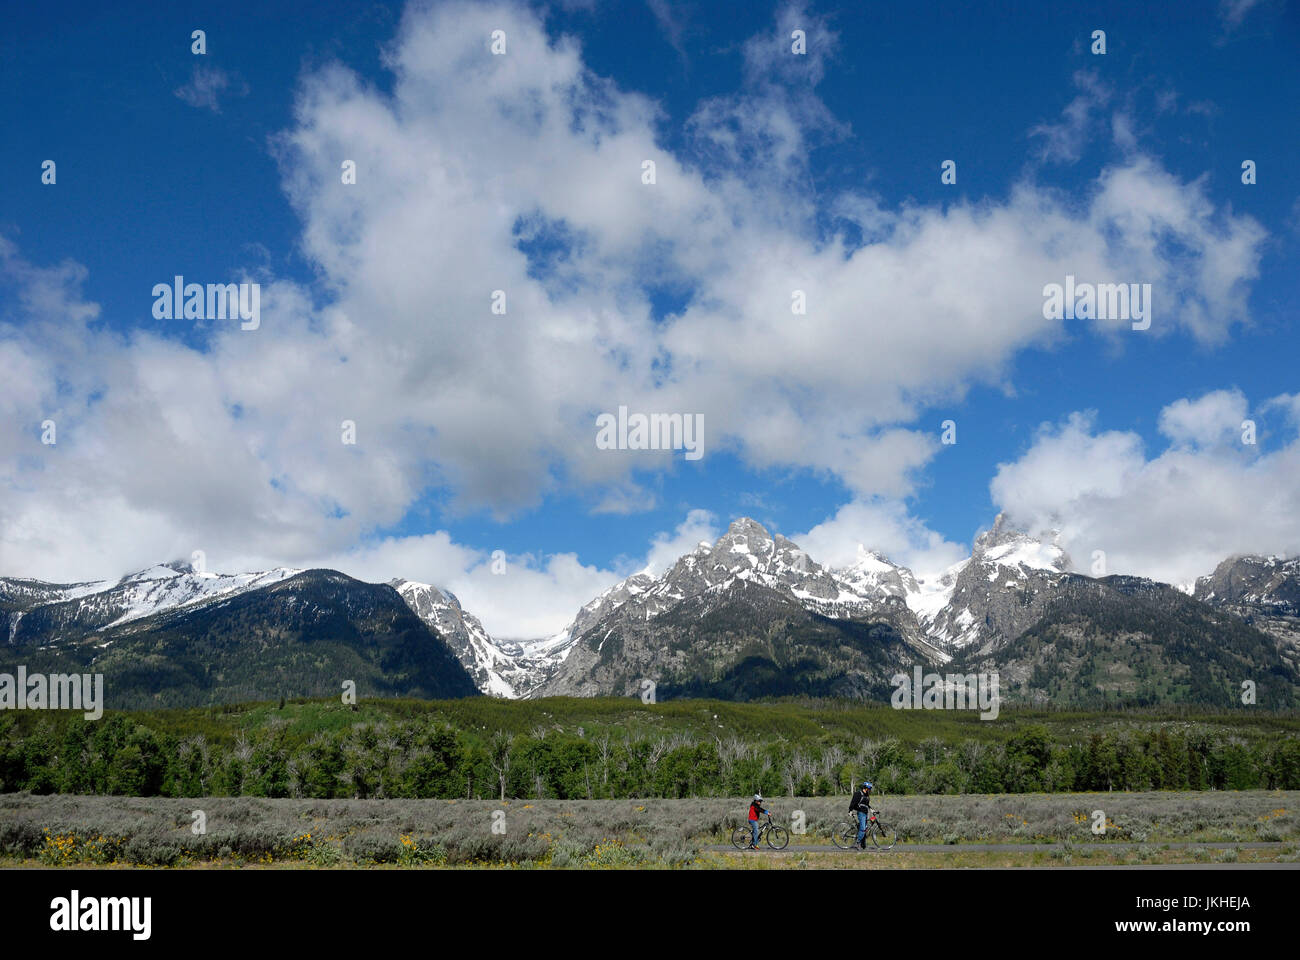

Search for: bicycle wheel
xmin=766 ymin=825 xmax=790 ymax=850
xmin=868 ymin=818 xmax=897 ymax=851
xmin=732 ymin=825 xmax=754 ymax=850
xmin=831 ymin=820 xmax=858 ymax=850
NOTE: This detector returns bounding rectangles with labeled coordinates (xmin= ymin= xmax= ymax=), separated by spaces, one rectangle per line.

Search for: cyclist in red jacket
xmin=747 ymin=793 xmax=769 ymax=849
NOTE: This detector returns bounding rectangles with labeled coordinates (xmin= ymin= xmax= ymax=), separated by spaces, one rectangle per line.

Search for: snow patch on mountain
xmin=0 ymin=562 xmax=303 ymax=636
xmin=905 ymin=558 xmax=968 ymax=626
xmin=391 ymin=579 xmax=525 ymax=697
xmin=99 ymin=565 xmax=301 ymax=628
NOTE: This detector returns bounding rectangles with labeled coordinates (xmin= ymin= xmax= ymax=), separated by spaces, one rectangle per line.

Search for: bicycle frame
xmin=745 ymin=814 xmax=770 ymax=842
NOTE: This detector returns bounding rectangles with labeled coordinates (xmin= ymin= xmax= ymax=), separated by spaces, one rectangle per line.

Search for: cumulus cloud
xmin=641 ymin=508 xmax=720 ymax=576
xmin=1158 ymin=388 xmax=1249 ymax=447
xmin=299 ymin=509 xmax=722 ymax=637
xmin=320 ymin=533 xmax=619 ymax=638
xmin=0 ymin=0 xmax=1275 ymax=628
xmin=991 ymin=394 xmax=1300 ymax=586
xmin=793 ymin=499 xmax=968 ymax=583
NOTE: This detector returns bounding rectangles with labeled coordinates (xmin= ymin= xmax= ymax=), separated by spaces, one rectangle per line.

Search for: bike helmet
xmin=753 ymin=793 xmax=762 ymax=801
xmin=862 ymin=780 xmax=874 ymax=790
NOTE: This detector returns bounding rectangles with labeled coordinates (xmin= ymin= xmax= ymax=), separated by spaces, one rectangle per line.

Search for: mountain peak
xmin=973 ymin=514 xmax=1070 ymax=572
xmin=391 ymin=578 xmax=464 ymax=613
xmin=118 ymin=560 xmax=195 ymax=583
xmin=723 ymin=517 xmax=772 ymax=540
xmin=1193 ymin=553 xmax=1300 ymax=610
xmin=849 ymin=544 xmax=895 ymax=571
xmin=975 ymin=513 xmax=1026 ymax=549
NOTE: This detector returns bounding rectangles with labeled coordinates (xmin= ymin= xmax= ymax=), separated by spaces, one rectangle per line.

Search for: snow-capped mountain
xmin=2 ymin=567 xmax=479 ymax=709
xmin=838 ymin=546 xmax=921 ymax=600
xmin=4 ymin=516 xmax=1066 ymax=701
xmin=533 ymin=512 xmax=1074 ymax=695
xmin=6 ymin=517 xmax=1297 ymax=708
xmin=390 ymin=579 xmax=562 ymax=698
xmin=533 ymin=517 xmax=935 ymax=698
xmin=529 ymin=514 xmax=1296 ymax=706
xmin=529 ymin=571 xmax=657 ymax=663
xmin=960 ymin=570 xmax=1295 ymax=708
xmin=635 ymin=518 xmax=846 ymax=608
xmin=919 ymin=514 xmax=1072 ymax=653
xmin=2 ymin=561 xmax=300 ymax=646
xmin=1193 ymin=555 xmax=1300 ymax=662
xmin=391 ymin=579 xmax=513 ymax=695
xmin=524 ymin=512 xmax=1120 ymax=699
xmin=2 ymin=561 xmax=540 ymax=698
xmin=1193 ymin=554 xmax=1300 ymax=611
xmin=606 ymin=518 xmax=923 ymax=623
xmin=504 ymin=519 xmax=930 ymax=695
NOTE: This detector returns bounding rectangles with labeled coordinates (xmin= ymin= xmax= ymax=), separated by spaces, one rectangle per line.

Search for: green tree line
xmin=2 ymin=708 xmax=1297 ymax=798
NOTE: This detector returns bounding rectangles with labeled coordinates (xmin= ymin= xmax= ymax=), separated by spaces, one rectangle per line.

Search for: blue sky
xmin=2 ymin=0 xmax=1298 ymax=636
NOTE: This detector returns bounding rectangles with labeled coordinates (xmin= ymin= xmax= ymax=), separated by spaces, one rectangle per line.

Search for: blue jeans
xmin=750 ymin=820 xmax=761 ymax=845
xmin=856 ymin=810 xmax=868 ymax=844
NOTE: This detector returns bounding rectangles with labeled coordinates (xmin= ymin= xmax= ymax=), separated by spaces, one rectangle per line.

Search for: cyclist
xmin=747 ymin=793 xmax=770 ymax=850
xmin=849 ymin=779 xmax=874 ymax=849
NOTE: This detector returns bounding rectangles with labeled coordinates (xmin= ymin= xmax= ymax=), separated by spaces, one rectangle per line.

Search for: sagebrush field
xmin=3 ymin=790 xmax=1297 ymax=869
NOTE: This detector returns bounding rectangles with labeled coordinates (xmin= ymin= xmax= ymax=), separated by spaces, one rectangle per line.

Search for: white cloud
xmin=320 ymin=533 xmax=615 ymax=639
xmin=174 ymin=65 xmax=248 ymax=113
xmin=1029 ymin=71 xmax=1111 ymax=164
xmin=991 ymin=394 xmax=1300 ymax=586
xmin=318 ymin=509 xmax=721 ymax=637
xmin=793 ymin=499 xmax=968 ymax=583
xmin=0 ymin=0 xmax=1275 ymax=624
xmin=314 ymin=532 xmax=481 ymax=587
xmin=1263 ymin=392 xmax=1300 ymax=426
xmin=641 ymin=508 xmax=720 ymax=576
xmin=740 ymin=2 xmax=838 ymax=87
xmin=1158 ymin=388 xmax=1249 ymax=447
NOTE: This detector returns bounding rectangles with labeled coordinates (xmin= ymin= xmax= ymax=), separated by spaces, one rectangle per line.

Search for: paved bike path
xmin=708 ymin=841 xmax=1290 ymax=854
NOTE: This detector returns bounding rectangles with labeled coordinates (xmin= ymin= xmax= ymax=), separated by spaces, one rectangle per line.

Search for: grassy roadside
xmin=698 ymin=844 xmax=1300 ymax=869
xmin=4 ymin=846 xmax=1298 ymax=869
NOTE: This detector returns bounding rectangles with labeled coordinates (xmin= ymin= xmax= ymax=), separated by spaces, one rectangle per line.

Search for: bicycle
xmin=831 ymin=809 xmax=897 ymax=851
xmin=731 ymin=812 xmax=790 ymax=851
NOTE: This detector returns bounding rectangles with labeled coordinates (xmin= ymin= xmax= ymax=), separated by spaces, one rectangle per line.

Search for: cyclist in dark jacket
xmin=747 ymin=793 xmax=770 ymax=849
xmin=849 ymin=780 xmax=874 ymax=849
